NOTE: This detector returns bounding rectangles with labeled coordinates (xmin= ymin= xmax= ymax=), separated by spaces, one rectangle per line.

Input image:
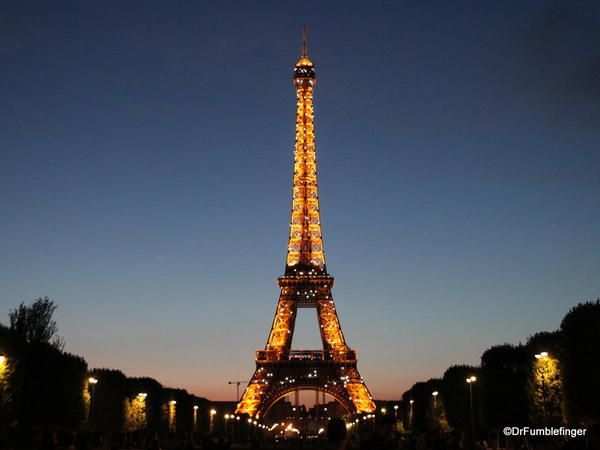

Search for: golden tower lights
xmin=236 ymin=28 xmax=375 ymax=418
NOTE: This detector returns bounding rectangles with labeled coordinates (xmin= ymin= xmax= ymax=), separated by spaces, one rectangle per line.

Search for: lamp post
xmin=135 ymin=393 xmax=148 ymax=430
xmin=168 ymin=400 xmax=177 ymax=431
xmin=466 ymin=376 xmax=477 ymax=436
xmin=535 ymin=352 xmax=549 ymax=418
xmin=431 ymin=391 xmax=439 ymax=425
xmin=87 ymin=377 xmax=98 ymax=442
xmin=88 ymin=377 xmax=98 ymax=423
xmin=409 ymin=400 xmax=414 ymax=428
xmin=210 ymin=409 xmax=217 ymax=432
xmin=393 ymin=404 xmax=398 ymax=418
xmin=193 ymin=406 xmax=199 ymax=431
xmin=225 ymin=414 xmax=231 ymax=439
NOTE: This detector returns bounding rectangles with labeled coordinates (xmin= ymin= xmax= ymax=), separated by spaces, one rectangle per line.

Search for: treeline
xmin=0 ymin=298 xmax=211 ymax=448
xmin=398 ymin=300 xmax=600 ymax=440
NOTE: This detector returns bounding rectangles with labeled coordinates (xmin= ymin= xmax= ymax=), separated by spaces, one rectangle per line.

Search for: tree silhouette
xmin=442 ymin=365 xmax=480 ymax=433
xmin=560 ymin=300 xmax=600 ymax=424
xmin=480 ymin=344 xmax=529 ymax=427
xmin=9 ymin=297 xmax=64 ymax=350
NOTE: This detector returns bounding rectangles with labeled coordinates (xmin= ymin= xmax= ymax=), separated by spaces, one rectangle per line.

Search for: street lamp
xmin=466 ymin=376 xmax=477 ymax=435
xmin=210 ymin=409 xmax=217 ymax=432
xmin=432 ymin=391 xmax=439 ymax=406
xmin=381 ymin=407 xmax=386 ymax=414
xmin=87 ymin=376 xmax=99 ymax=435
xmin=393 ymin=404 xmax=398 ymax=418
xmin=88 ymin=378 xmax=98 ymax=406
xmin=408 ymin=400 xmax=414 ymax=428
xmin=534 ymin=352 xmax=550 ymax=418
xmin=167 ymin=401 xmax=177 ymax=431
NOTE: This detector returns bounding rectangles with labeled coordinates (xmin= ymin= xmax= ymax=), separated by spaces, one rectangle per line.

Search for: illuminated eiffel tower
xmin=236 ymin=28 xmax=376 ymax=419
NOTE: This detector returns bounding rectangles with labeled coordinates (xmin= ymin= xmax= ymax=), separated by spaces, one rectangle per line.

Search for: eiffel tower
xmin=236 ymin=28 xmax=376 ymax=419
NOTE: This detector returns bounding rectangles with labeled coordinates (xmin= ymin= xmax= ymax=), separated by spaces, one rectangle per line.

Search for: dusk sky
xmin=1 ymin=1 xmax=599 ymax=402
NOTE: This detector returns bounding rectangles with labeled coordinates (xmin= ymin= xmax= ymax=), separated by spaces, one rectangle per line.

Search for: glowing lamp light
xmin=432 ymin=391 xmax=439 ymax=396
xmin=210 ymin=409 xmax=216 ymax=415
xmin=88 ymin=377 xmax=98 ymax=384
xmin=170 ymin=400 xmax=177 ymax=405
xmin=138 ymin=392 xmax=148 ymax=398
xmin=0 ymin=356 xmax=5 ymax=364
xmin=225 ymin=414 xmax=230 ymax=419
xmin=381 ymin=408 xmax=386 ymax=414
xmin=394 ymin=405 xmax=399 ymax=410
xmin=409 ymin=400 xmax=414 ymax=405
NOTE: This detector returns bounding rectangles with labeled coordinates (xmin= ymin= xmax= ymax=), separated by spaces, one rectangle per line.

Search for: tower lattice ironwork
xmin=236 ymin=28 xmax=376 ymax=419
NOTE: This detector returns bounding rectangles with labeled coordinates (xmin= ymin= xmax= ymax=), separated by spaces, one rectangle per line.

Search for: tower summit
xmin=287 ymin=25 xmax=322 ymax=275
xmin=236 ymin=28 xmax=375 ymax=419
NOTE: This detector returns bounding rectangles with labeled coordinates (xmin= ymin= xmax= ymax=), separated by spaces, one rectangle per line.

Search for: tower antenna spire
xmin=301 ymin=25 xmax=308 ymax=58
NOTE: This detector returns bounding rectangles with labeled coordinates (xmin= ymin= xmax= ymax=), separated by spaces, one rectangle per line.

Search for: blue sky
xmin=1 ymin=1 xmax=599 ymax=400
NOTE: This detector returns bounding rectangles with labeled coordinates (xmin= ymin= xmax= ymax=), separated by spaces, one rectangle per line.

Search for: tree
xmin=0 ymin=324 xmax=19 ymax=442
xmin=9 ymin=297 xmax=64 ymax=349
xmin=442 ymin=365 xmax=480 ymax=433
xmin=560 ymin=300 xmax=600 ymax=424
xmin=404 ymin=378 xmax=449 ymax=434
xmin=480 ymin=344 xmax=529 ymax=428
xmin=126 ymin=377 xmax=163 ymax=433
xmin=89 ymin=368 xmax=129 ymax=433
xmin=525 ymin=331 xmax=564 ymax=425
